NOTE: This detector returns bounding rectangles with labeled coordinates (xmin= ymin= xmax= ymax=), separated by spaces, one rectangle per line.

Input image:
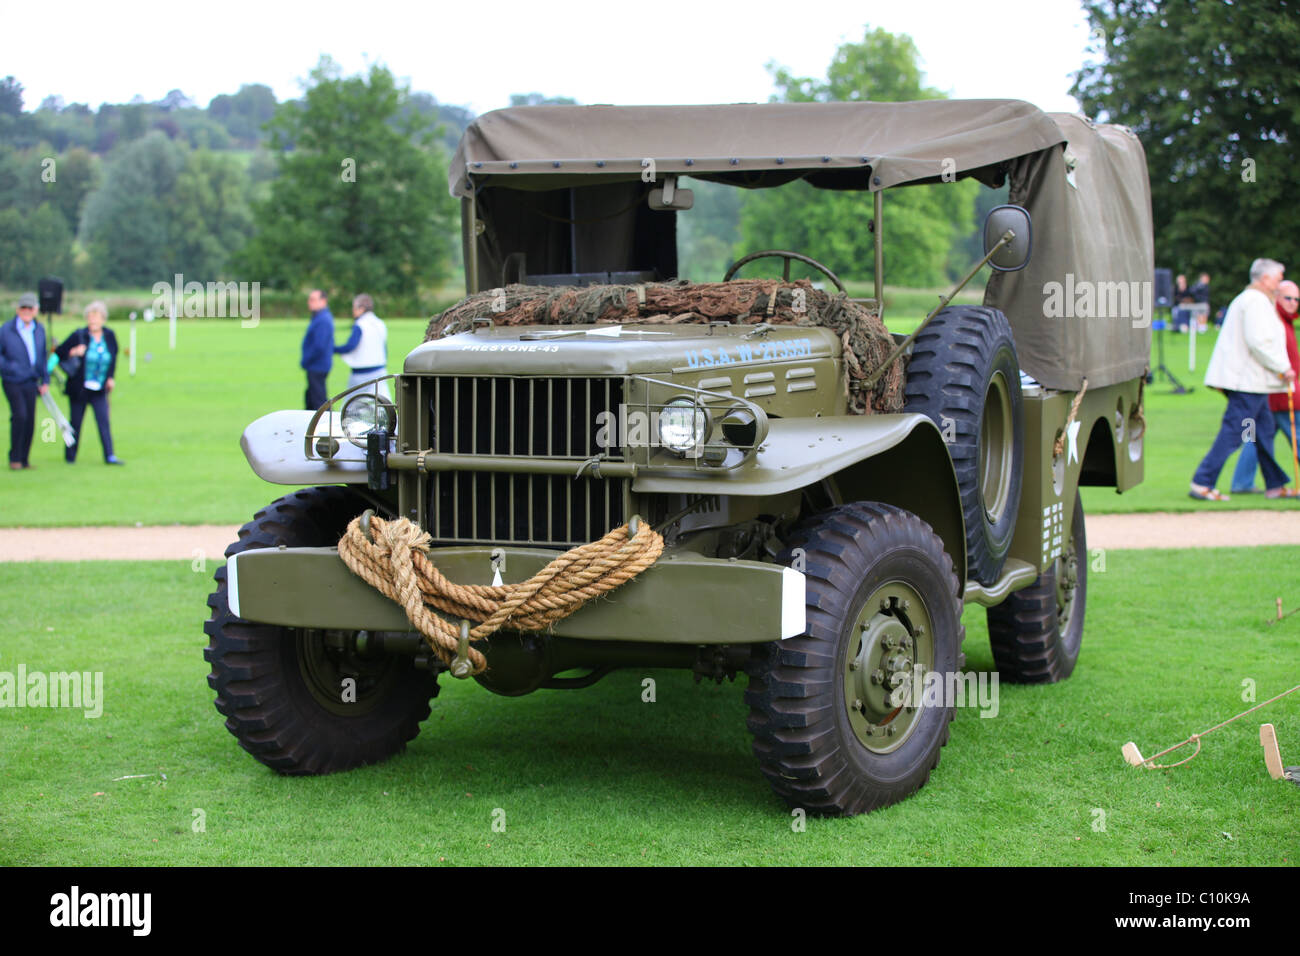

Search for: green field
xmin=0 ymin=548 xmax=1295 ymax=866
xmin=1 ymin=314 xmax=1297 ymax=527
xmin=1 ymin=317 xmax=430 ymax=527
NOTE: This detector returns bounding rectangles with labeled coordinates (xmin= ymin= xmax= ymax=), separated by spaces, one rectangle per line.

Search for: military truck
xmin=205 ymin=100 xmax=1152 ymax=816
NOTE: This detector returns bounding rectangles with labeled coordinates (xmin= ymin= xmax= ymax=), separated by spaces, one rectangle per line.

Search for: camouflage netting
xmin=424 ymin=279 xmax=904 ymax=414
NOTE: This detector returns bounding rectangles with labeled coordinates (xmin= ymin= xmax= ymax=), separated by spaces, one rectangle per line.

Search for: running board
xmin=963 ymin=559 xmax=1039 ymax=607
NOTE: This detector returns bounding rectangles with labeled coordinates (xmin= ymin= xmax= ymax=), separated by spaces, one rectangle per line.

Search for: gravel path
xmin=1 ymin=511 xmax=1299 ymax=562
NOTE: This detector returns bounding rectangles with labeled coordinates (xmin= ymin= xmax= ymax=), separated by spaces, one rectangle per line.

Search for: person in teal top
xmin=54 ymin=300 xmax=122 ymax=465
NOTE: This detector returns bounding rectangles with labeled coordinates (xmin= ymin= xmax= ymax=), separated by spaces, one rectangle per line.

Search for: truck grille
xmin=429 ymin=376 xmax=623 ymax=458
xmin=425 ymin=376 xmax=626 ymax=547
xmin=429 ymin=472 xmax=626 ymax=547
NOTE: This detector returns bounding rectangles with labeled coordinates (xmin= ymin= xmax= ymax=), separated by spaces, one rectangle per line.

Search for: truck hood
xmin=404 ymin=323 xmax=842 ymax=377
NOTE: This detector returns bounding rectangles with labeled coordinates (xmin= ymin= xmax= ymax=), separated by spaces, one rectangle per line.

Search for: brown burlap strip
xmin=424 ymin=279 xmax=904 ymax=414
xmin=336 ymin=514 xmax=664 ymax=675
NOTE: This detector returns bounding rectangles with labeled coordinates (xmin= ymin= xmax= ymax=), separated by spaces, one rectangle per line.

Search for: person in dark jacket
xmin=301 ymin=289 xmax=334 ymax=410
xmin=54 ymin=300 xmax=122 ymax=465
xmin=1 ymin=291 xmax=50 ymax=469
xmin=1189 ymin=271 xmax=1212 ymax=331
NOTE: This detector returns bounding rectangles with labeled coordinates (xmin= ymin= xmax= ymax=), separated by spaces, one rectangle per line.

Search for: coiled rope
xmin=337 ymin=513 xmax=664 ymax=676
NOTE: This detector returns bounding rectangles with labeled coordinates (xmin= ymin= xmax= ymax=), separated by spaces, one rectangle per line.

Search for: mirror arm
xmin=873 ymin=190 xmax=884 ymax=315
xmin=859 ymin=230 xmax=1014 ymax=391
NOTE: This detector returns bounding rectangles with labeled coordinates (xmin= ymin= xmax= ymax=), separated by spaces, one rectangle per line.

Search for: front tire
xmin=203 ymin=487 xmax=439 ymax=774
xmin=746 ymin=503 xmax=963 ymax=816
xmin=986 ymin=490 xmax=1087 ymax=683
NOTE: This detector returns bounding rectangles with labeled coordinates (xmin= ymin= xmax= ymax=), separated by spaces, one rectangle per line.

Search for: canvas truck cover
xmin=984 ymin=113 xmax=1154 ymax=391
xmin=450 ymin=100 xmax=1154 ymax=391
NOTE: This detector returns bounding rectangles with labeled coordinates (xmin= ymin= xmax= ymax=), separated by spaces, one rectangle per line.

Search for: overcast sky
xmin=4 ymin=0 xmax=1098 ymax=117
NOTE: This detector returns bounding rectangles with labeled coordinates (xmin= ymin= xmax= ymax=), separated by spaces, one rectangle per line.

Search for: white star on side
xmin=1066 ymin=420 xmax=1082 ymax=465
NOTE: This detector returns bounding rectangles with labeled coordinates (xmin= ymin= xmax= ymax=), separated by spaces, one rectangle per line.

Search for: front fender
xmin=634 ymin=413 xmax=967 ymax=583
xmin=632 ymin=413 xmax=936 ymax=496
xmin=241 ymin=410 xmax=367 ymax=485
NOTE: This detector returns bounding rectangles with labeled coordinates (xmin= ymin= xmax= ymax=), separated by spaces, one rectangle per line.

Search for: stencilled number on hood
xmin=685 ymin=337 xmax=812 ymax=368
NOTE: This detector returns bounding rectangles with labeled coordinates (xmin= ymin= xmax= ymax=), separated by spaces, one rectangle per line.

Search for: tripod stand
xmin=1152 ymin=307 xmax=1191 ymax=394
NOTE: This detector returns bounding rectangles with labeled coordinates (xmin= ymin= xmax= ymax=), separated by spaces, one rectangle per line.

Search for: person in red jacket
xmin=1231 ymin=279 xmax=1300 ymax=492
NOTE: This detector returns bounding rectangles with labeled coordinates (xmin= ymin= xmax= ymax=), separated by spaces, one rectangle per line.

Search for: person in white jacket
xmin=1190 ymin=258 xmax=1298 ymax=500
xmin=335 ymin=293 xmax=390 ymax=401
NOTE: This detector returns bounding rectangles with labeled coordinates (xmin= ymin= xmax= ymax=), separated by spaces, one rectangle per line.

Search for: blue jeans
xmin=1194 ymin=390 xmax=1290 ymax=491
xmin=1232 ymin=409 xmax=1297 ymax=491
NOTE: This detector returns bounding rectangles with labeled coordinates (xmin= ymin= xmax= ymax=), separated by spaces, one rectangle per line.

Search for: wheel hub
xmin=980 ymin=370 xmax=1014 ymax=524
xmin=845 ymin=584 xmax=934 ymax=753
xmin=297 ymin=629 xmax=405 ymax=716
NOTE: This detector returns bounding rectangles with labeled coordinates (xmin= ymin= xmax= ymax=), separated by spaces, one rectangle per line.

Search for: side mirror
xmin=983 ymin=204 xmax=1032 ymax=272
xmin=648 ymin=175 xmax=694 ymax=211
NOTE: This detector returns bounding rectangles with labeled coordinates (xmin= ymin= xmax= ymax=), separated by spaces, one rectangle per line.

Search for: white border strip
xmin=226 ymin=552 xmax=242 ymax=618
xmin=780 ymin=567 xmax=806 ymax=639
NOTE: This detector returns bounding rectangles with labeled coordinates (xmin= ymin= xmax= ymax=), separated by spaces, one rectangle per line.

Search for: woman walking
xmin=54 ymin=300 xmax=123 ymax=465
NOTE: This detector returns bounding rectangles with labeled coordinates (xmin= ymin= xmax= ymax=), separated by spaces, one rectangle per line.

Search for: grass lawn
xmin=1 ymin=317 xmax=431 ymax=527
xmin=1 ymin=547 xmax=1296 ymax=866
xmin=2 ymin=315 xmax=1297 ymax=528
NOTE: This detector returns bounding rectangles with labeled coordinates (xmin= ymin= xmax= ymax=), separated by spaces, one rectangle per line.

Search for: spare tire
xmin=903 ymin=305 xmax=1023 ymax=585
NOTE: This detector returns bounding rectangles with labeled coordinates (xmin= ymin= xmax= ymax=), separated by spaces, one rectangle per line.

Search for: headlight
xmin=341 ymin=394 xmax=396 ymax=447
xmin=657 ymin=398 xmax=707 ymax=454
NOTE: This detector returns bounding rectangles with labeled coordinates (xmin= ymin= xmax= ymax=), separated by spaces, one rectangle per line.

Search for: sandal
xmin=1265 ymin=487 xmax=1300 ymax=499
xmin=1189 ymin=484 xmax=1230 ymax=501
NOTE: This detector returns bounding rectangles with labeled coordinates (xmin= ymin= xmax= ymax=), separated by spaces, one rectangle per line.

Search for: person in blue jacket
xmin=1 ymin=292 xmax=50 ymax=470
xmin=301 ymin=289 xmax=334 ymax=410
xmin=54 ymin=300 xmax=122 ymax=465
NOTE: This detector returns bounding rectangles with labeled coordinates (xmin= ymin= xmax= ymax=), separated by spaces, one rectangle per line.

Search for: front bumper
xmin=227 ymin=545 xmax=805 ymax=644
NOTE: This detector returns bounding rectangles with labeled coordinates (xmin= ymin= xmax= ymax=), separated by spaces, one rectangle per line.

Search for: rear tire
xmin=904 ymin=305 xmax=1024 ymax=585
xmin=746 ymin=503 xmax=963 ymax=816
xmin=203 ymin=487 xmax=439 ymax=774
xmin=986 ymin=490 xmax=1087 ymax=683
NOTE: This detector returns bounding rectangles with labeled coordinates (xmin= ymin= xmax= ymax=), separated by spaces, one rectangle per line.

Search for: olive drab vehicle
xmin=205 ymin=100 xmax=1152 ymax=815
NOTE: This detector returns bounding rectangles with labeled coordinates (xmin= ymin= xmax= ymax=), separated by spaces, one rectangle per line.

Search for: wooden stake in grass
xmin=1267 ymin=597 xmax=1300 ymax=625
xmin=1259 ymin=723 xmax=1300 ymax=786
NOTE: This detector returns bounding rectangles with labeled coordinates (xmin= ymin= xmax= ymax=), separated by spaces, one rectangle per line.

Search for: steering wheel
xmin=722 ymin=249 xmax=847 ymax=294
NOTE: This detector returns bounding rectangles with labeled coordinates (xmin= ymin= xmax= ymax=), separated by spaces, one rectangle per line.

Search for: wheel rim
xmin=297 ymin=629 xmax=407 ymax=716
xmin=844 ymin=581 xmax=935 ymax=754
xmin=980 ymin=370 xmax=1014 ymax=524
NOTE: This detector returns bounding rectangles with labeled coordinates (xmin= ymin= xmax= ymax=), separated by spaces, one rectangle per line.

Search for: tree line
xmin=0 ymin=34 xmax=995 ymax=313
xmin=7 ymin=10 xmax=1281 ymax=313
